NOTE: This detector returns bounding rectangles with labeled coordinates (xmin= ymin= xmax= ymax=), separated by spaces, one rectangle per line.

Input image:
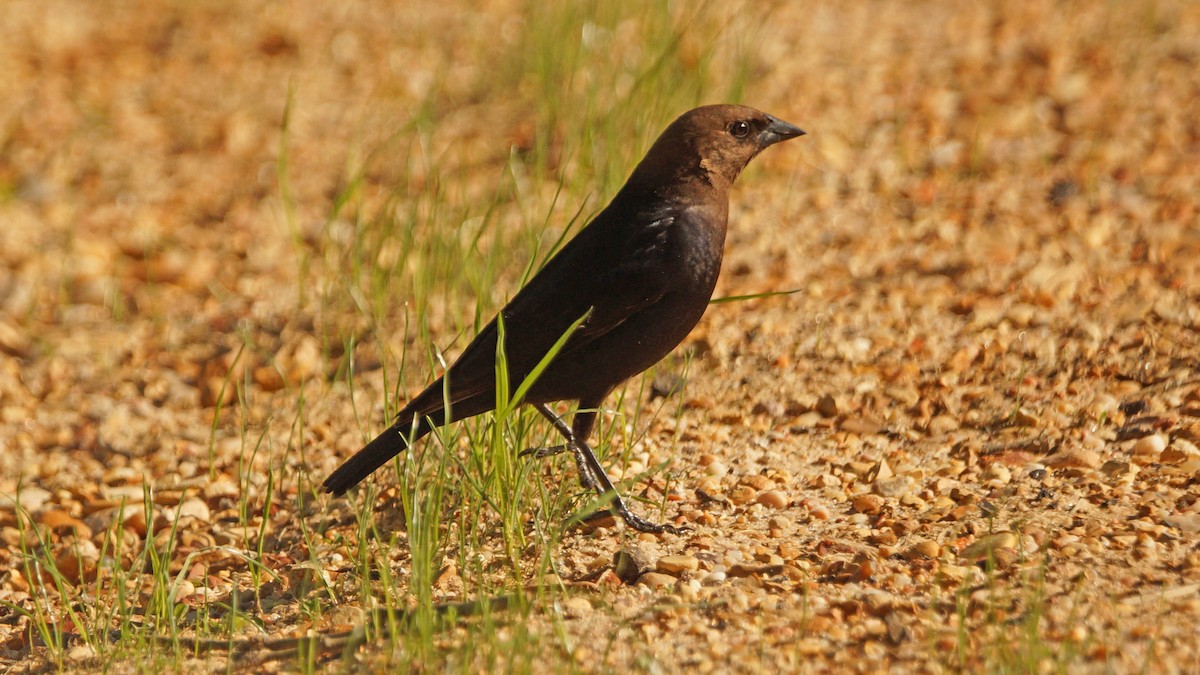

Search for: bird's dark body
xmin=324 ymin=105 xmax=804 ymax=531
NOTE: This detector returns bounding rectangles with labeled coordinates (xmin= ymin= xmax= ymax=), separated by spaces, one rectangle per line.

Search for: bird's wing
xmin=562 ymin=213 xmax=675 ymax=343
xmin=507 ymin=209 xmax=678 ymax=351
xmin=415 ymin=210 xmax=679 ymax=411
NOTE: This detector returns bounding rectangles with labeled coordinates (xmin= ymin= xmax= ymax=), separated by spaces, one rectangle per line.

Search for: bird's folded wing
xmin=424 ymin=213 xmax=677 ymax=407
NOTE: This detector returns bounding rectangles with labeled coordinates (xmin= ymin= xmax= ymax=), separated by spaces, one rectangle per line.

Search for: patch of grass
xmin=6 ymin=2 xmax=771 ymax=670
xmin=291 ymin=2 xmax=769 ymax=668
xmin=938 ymin=530 xmax=1093 ymax=673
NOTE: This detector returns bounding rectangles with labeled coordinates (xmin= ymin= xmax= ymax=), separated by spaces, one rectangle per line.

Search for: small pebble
xmin=728 ymin=485 xmax=756 ymax=504
xmin=851 ymin=494 xmax=885 ymax=514
xmin=904 ymin=540 xmax=940 ymax=560
xmin=807 ymin=501 xmax=832 ymax=520
xmin=1163 ymin=514 xmax=1200 ymax=534
xmin=981 ymin=464 xmax=1011 ymax=484
xmin=204 ymin=479 xmax=239 ymax=500
xmin=841 ymin=416 xmax=881 ymax=435
xmin=816 ymin=473 xmax=841 ymax=488
xmin=928 ymin=415 xmax=960 ymax=434
xmin=1162 ymin=438 xmax=1200 ymax=464
xmin=1045 ymin=447 xmax=1102 ymax=469
xmin=960 ymin=532 xmax=1018 ymax=561
xmin=1100 ymin=460 xmax=1137 ymax=479
xmin=755 ymin=490 xmax=789 ymax=509
xmin=67 ymin=645 xmax=97 ymax=661
xmin=1089 ymin=393 xmax=1119 ymax=417
xmin=656 ymin=555 xmax=700 ymax=575
xmin=178 ymin=497 xmax=211 ymax=521
xmin=174 ymin=579 xmax=197 ymax=600
xmin=614 ymin=548 xmax=652 ymax=584
xmin=815 ymin=393 xmax=839 ymax=417
xmin=740 ymin=475 xmax=774 ymax=490
xmin=937 ymin=564 xmax=977 ymax=584
xmin=561 ymin=596 xmax=592 ymax=618
xmin=1133 ymin=434 xmax=1166 ymax=459
xmin=1012 ymin=407 xmax=1040 ymax=427
xmin=638 ymin=572 xmax=677 ymax=589
xmin=874 ymin=475 xmax=915 ymax=498
xmin=1006 ymin=303 xmax=1036 ymax=327
xmin=871 ymin=458 xmax=894 ymax=481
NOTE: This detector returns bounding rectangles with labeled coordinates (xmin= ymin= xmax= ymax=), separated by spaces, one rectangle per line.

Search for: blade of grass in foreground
xmin=490 ymin=310 xmax=592 ymax=570
xmin=709 ymin=288 xmax=803 ymax=304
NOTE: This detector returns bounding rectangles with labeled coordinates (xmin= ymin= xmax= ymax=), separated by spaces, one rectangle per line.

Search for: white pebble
xmin=1133 ymin=434 xmax=1166 ymax=458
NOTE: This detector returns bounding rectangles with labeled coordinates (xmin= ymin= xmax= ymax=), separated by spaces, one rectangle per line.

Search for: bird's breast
xmin=672 ymin=211 xmax=727 ymax=292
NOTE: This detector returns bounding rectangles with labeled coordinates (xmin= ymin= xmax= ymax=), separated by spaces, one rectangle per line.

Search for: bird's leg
xmin=529 ymin=404 xmax=597 ymax=490
xmin=532 ymin=403 xmax=680 ymax=534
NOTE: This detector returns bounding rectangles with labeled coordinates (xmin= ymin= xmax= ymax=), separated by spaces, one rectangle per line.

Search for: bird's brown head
xmin=626 ymin=104 xmax=805 ymax=198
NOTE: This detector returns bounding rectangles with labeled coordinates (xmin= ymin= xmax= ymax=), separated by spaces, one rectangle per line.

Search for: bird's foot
xmin=528 ymin=402 xmax=682 ymax=532
xmin=519 ymin=444 xmax=568 ymax=460
xmin=606 ymin=497 xmax=688 ymax=535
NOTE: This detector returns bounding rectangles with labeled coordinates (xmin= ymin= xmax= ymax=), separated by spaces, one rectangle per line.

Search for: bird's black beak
xmin=759 ymin=114 xmax=806 ymax=147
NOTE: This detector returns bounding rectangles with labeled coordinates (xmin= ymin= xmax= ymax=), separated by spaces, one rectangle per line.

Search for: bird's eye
xmin=729 ymin=120 xmax=751 ymax=138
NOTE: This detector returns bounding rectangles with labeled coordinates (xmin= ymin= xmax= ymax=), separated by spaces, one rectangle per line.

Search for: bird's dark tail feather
xmin=322 ymin=414 xmax=431 ymax=496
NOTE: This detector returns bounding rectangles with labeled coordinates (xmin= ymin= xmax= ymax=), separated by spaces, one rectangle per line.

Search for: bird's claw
xmin=608 ymin=504 xmax=688 ymax=535
xmin=528 ymin=404 xmax=682 ymax=532
xmin=519 ymin=444 xmax=568 ymax=459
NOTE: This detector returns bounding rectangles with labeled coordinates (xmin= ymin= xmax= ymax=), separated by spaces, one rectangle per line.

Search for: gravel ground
xmin=2 ymin=0 xmax=1198 ymax=672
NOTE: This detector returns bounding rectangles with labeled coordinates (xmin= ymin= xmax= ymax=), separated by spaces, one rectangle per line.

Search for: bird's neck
xmin=615 ymin=169 xmax=727 ymax=209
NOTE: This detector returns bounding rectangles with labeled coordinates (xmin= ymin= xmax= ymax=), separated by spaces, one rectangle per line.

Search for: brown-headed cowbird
xmin=324 ymin=105 xmax=805 ymax=532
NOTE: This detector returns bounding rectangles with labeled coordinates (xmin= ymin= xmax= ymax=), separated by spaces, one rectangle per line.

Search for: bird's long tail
xmin=322 ymin=410 xmax=433 ymax=495
xmin=323 ymin=386 xmax=499 ymax=495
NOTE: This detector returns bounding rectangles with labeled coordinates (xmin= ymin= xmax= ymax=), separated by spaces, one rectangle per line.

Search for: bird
xmin=324 ymin=104 xmax=805 ymax=533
